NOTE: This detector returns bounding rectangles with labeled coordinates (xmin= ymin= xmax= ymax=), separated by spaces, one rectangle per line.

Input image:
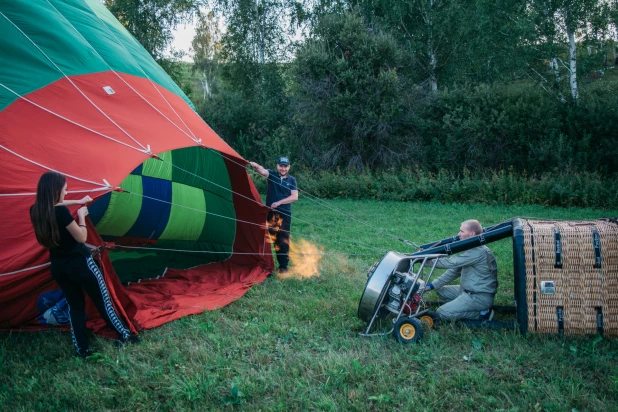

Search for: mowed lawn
xmin=2 ymin=199 xmax=618 ymax=410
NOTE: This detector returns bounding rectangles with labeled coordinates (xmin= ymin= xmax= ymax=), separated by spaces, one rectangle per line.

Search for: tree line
xmin=105 ymin=0 xmax=618 ymax=177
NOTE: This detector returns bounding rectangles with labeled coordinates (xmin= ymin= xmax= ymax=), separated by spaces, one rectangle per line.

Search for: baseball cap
xmin=277 ymin=156 xmax=290 ymax=166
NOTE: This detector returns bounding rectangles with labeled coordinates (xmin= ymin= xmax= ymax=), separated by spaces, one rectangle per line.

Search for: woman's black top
xmin=50 ymin=206 xmax=90 ymax=259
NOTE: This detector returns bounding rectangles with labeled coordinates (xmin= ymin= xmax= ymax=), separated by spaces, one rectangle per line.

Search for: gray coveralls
xmin=431 ymin=246 xmax=498 ymax=320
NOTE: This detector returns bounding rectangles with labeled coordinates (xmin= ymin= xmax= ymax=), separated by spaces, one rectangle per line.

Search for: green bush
xmin=291 ymin=12 xmax=422 ymax=170
xmin=420 ymin=82 xmax=618 ymax=175
xmin=261 ymin=169 xmax=618 ymax=209
xmin=193 ymin=11 xmax=618 ymax=176
xmin=198 ymin=62 xmax=291 ymax=163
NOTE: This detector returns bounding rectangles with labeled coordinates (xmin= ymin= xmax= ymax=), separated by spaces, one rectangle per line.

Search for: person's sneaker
xmin=480 ymin=309 xmax=494 ymax=321
xmin=76 ymin=348 xmax=95 ymax=359
xmin=278 ymin=268 xmax=289 ymax=274
xmin=115 ymin=333 xmax=141 ymax=347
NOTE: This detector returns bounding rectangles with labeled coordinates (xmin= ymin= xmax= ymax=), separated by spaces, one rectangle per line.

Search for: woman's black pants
xmin=51 ymin=255 xmax=130 ymax=354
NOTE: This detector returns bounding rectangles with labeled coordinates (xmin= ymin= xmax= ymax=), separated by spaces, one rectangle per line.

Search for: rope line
xmin=282 ymin=183 xmax=412 ymax=244
xmin=117 ymin=190 xmax=381 ymax=252
xmin=0 ymin=83 xmax=147 ymax=153
xmin=81 ymin=0 xmax=202 ymax=145
xmin=155 ymin=160 xmax=382 ymax=251
xmin=127 ymin=191 xmax=266 ymax=230
xmin=164 ymin=161 xmax=237 ymax=204
xmin=0 ymin=10 xmax=148 ymax=152
xmin=295 ymin=232 xmax=386 ymax=252
xmin=113 ymin=244 xmax=380 ymax=257
xmin=0 ymin=187 xmax=111 ymax=197
xmin=214 ymin=150 xmax=415 ymax=246
xmin=49 ymin=0 xmax=202 ymax=147
xmin=0 ymin=262 xmax=50 ymax=278
xmin=0 ymin=143 xmax=110 ymax=188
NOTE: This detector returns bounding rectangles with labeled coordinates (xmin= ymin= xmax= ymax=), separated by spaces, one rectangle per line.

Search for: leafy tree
xmin=191 ymin=0 xmax=297 ymax=160
xmin=192 ymin=11 xmax=222 ymax=101
xmin=211 ymin=0 xmax=298 ymax=66
xmin=105 ymin=0 xmax=199 ymax=84
xmin=196 ymin=62 xmax=290 ymax=161
xmin=345 ymin=0 xmax=540 ymax=90
xmin=105 ymin=0 xmax=198 ymax=58
xmin=348 ymin=0 xmax=470 ymax=91
xmin=292 ymin=12 xmax=425 ymax=169
xmin=608 ymin=0 xmax=618 ymax=63
xmin=526 ymin=0 xmax=611 ymax=102
xmin=458 ymin=0 xmax=535 ymax=84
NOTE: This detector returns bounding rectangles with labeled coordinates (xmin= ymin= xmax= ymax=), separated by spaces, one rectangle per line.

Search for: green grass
xmin=2 ymin=200 xmax=618 ymax=410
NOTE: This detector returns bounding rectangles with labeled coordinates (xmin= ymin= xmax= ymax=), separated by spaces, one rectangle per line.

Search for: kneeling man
xmin=426 ymin=220 xmax=497 ymax=321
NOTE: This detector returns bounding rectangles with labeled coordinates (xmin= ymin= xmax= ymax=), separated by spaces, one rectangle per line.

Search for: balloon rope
xmin=215 ymin=150 xmax=419 ymax=248
xmin=117 ymin=190 xmax=383 ymax=252
xmin=0 ymin=84 xmax=147 ymax=154
xmin=113 ymin=244 xmax=380 ymax=257
xmin=84 ymin=0 xmax=202 ymax=143
xmin=50 ymin=0 xmax=203 ymax=147
xmin=0 ymin=143 xmax=111 ymax=189
xmin=0 ymin=262 xmax=50 ymax=278
xmin=0 ymin=11 xmax=148 ymax=152
xmin=156 ymin=160 xmax=384 ymax=252
xmin=0 ymin=187 xmax=111 ymax=197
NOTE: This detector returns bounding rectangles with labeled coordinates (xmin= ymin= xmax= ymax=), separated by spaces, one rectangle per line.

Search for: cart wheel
xmin=419 ymin=311 xmax=441 ymax=329
xmin=393 ymin=317 xmax=423 ymax=344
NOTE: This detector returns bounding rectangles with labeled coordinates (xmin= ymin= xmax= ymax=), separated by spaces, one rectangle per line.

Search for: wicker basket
xmin=520 ymin=219 xmax=618 ymax=336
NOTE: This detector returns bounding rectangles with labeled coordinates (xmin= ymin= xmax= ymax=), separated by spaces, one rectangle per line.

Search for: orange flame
xmin=266 ymin=213 xmax=284 ymax=245
xmin=278 ymin=238 xmax=323 ymax=279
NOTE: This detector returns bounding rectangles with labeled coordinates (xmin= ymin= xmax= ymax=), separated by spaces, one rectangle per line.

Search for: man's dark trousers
xmin=268 ymin=211 xmax=291 ymax=270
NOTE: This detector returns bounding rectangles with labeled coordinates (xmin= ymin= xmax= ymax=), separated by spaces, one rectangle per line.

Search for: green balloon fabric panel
xmin=90 ymin=147 xmax=236 ymax=281
xmin=0 ymin=0 xmax=193 ymax=112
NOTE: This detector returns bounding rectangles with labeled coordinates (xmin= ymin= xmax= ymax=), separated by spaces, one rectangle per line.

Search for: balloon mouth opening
xmin=86 ymin=146 xmax=237 ymax=283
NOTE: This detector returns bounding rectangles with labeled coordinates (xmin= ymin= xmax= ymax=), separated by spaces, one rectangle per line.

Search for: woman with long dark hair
xmin=30 ymin=171 xmax=137 ymax=358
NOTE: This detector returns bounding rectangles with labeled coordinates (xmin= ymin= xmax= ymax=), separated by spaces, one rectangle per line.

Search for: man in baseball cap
xmin=248 ymin=157 xmax=298 ymax=274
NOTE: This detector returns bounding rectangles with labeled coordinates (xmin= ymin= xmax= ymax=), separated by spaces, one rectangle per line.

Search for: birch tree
xmin=213 ymin=0 xmax=295 ymax=65
xmin=352 ymin=0 xmax=484 ymax=91
xmin=529 ymin=0 xmax=609 ymax=102
xmin=609 ymin=0 xmax=618 ymax=63
xmin=192 ymin=11 xmax=221 ymax=100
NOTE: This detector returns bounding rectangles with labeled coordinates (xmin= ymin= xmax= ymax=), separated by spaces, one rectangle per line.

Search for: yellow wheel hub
xmin=399 ymin=323 xmax=416 ymax=340
xmin=420 ymin=315 xmax=434 ymax=328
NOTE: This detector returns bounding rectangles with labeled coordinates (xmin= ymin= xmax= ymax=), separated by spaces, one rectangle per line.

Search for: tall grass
xmin=1 ymin=200 xmax=617 ymax=410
